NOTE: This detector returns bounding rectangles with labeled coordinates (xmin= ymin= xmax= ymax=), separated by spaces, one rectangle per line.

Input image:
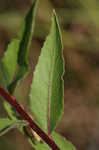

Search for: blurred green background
xmin=0 ymin=0 xmax=99 ymax=150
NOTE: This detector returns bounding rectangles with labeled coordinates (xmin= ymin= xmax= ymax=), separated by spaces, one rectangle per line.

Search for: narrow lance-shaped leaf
xmin=1 ymin=39 xmax=20 ymax=87
xmin=30 ymin=11 xmax=64 ymax=134
xmin=0 ymin=118 xmax=27 ymax=136
xmin=9 ymin=0 xmax=38 ymax=93
xmin=1 ymin=0 xmax=38 ymax=93
xmin=1 ymin=0 xmax=38 ymax=122
xmin=3 ymin=101 xmax=21 ymax=120
xmin=29 ymin=132 xmax=76 ymax=150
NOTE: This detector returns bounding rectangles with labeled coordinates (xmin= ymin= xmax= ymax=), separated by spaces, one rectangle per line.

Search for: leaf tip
xmin=52 ymin=9 xmax=57 ymax=23
xmin=32 ymin=0 xmax=39 ymax=9
xmin=52 ymin=9 xmax=63 ymax=50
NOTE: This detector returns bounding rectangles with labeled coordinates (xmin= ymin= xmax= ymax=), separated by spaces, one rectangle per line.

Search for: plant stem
xmin=0 ymin=87 xmax=60 ymax=150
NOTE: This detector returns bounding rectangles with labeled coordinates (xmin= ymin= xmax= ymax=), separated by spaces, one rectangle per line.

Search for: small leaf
xmin=18 ymin=0 xmax=38 ymax=66
xmin=51 ymin=132 xmax=76 ymax=150
xmin=0 ymin=118 xmax=27 ymax=136
xmin=9 ymin=0 xmax=38 ymax=93
xmin=30 ymin=11 xmax=64 ymax=134
xmin=1 ymin=0 xmax=38 ymax=93
xmin=1 ymin=0 xmax=38 ymax=120
xmin=29 ymin=132 xmax=76 ymax=150
xmin=1 ymin=39 xmax=20 ymax=87
xmin=0 ymin=119 xmax=15 ymax=131
xmin=3 ymin=102 xmax=20 ymax=120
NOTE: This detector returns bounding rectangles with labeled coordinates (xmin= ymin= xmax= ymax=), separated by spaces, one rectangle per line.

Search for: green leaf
xmin=0 ymin=119 xmax=15 ymax=131
xmin=9 ymin=0 xmax=38 ymax=93
xmin=51 ymin=132 xmax=76 ymax=150
xmin=3 ymin=102 xmax=21 ymax=120
xmin=1 ymin=39 xmax=20 ymax=87
xmin=0 ymin=118 xmax=27 ymax=136
xmin=30 ymin=132 xmax=76 ymax=150
xmin=18 ymin=0 xmax=38 ymax=66
xmin=1 ymin=0 xmax=38 ymax=93
xmin=30 ymin=11 xmax=64 ymax=134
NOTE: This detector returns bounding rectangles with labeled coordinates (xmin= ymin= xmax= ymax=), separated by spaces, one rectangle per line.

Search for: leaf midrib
xmin=47 ymin=40 xmax=56 ymax=135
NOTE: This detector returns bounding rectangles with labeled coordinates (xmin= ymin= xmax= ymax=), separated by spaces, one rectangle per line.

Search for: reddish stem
xmin=0 ymin=87 xmax=60 ymax=150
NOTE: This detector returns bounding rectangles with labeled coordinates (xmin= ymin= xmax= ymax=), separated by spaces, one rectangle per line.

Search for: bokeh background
xmin=0 ymin=0 xmax=99 ymax=150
